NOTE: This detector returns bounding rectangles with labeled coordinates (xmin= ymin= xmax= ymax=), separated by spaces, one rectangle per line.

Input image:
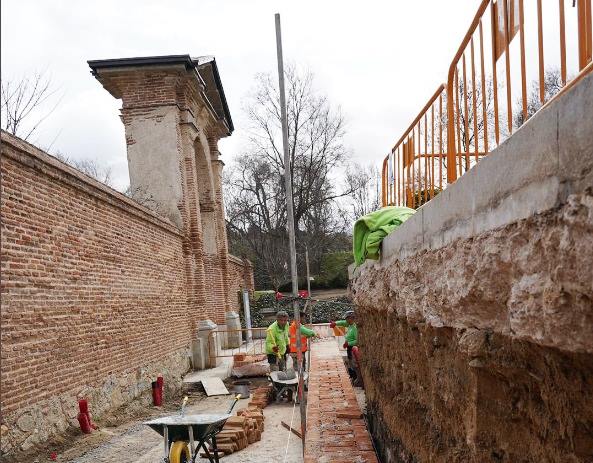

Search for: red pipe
xmin=152 ymin=381 xmax=162 ymax=406
xmin=77 ymin=412 xmax=92 ymax=434
xmin=157 ymin=376 xmax=164 ymax=404
xmin=78 ymin=399 xmax=97 ymax=431
xmin=78 ymin=399 xmax=88 ymax=414
xmin=77 ymin=400 xmax=92 ymax=434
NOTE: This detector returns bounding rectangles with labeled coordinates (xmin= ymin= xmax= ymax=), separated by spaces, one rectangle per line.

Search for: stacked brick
xmin=232 ymin=353 xmax=266 ymax=368
xmin=305 ymin=342 xmax=378 ymax=463
xmin=203 ymin=385 xmax=271 ymax=457
xmin=248 ymin=385 xmax=272 ymax=409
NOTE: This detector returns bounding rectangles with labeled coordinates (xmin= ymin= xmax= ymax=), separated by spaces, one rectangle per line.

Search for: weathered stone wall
xmin=0 ymin=130 xmax=253 ymax=455
xmin=353 ymin=194 xmax=593 ymax=462
xmin=351 ymin=72 xmax=593 ymax=462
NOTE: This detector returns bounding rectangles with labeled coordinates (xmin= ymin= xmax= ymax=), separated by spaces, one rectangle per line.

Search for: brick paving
xmin=305 ymin=340 xmax=378 ymax=463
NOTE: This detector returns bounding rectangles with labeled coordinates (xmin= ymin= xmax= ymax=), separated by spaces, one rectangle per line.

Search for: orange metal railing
xmin=383 ymin=0 xmax=592 ymax=207
xmin=382 ymin=85 xmax=447 ymax=208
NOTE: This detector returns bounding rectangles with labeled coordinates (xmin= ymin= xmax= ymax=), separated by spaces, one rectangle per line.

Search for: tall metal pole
xmin=305 ymin=246 xmax=311 ymax=298
xmin=305 ymin=246 xmax=312 ymax=377
xmin=306 ymin=245 xmax=312 ymax=330
xmin=242 ymin=289 xmax=252 ymax=344
xmin=275 ymin=13 xmax=306 ymax=446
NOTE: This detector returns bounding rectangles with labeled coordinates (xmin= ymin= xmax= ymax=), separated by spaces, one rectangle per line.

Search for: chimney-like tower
xmin=88 ymin=55 xmax=234 ymax=322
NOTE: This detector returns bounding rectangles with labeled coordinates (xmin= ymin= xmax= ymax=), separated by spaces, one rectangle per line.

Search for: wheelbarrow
xmin=269 ymin=371 xmax=308 ymax=403
xmin=145 ymin=394 xmax=241 ymax=463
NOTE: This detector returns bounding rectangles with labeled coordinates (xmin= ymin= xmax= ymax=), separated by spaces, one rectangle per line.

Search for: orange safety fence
xmin=382 ymin=85 xmax=447 ymax=208
xmin=383 ymin=0 xmax=592 ymax=207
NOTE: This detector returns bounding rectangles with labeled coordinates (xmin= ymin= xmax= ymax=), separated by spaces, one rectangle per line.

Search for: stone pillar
xmin=197 ymin=319 xmax=220 ymax=368
xmin=122 ymin=87 xmax=186 ymax=227
xmin=209 ymin=136 xmax=232 ymax=310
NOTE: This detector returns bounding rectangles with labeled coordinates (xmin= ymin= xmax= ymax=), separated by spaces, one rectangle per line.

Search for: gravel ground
xmin=59 ymin=391 xmax=302 ymax=463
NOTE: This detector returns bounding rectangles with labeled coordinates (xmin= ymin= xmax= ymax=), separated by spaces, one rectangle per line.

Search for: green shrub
xmin=239 ymin=293 xmax=353 ymax=327
xmin=315 ymin=251 xmax=352 ymax=289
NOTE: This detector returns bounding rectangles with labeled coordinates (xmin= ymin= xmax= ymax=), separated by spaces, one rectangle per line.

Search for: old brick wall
xmin=0 ymin=132 xmax=253 ymax=454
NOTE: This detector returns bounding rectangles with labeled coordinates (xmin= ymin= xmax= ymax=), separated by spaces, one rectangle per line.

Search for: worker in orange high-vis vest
xmin=288 ymin=310 xmax=317 ymax=371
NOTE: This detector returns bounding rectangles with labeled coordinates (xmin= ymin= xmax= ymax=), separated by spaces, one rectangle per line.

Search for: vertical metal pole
xmin=305 ymin=247 xmax=311 ymax=299
xmin=306 ymin=248 xmax=312 ymax=377
xmin=275 ymin=13 xmax=305 ymax=448
xmin=188 ymin=425 xmax=195 ymax=458
xmin=243 ymin=289 xmax=252 ymax=344
xmin=163 ymin=425 xmax=169 ymax=460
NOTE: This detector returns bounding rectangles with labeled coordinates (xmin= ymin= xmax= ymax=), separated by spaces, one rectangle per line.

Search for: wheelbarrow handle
xmin=227 ymin=394 xmax=242 ymax=414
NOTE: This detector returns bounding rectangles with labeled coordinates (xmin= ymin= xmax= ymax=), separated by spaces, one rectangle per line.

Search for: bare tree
xmin=54 ymin=152 xmax=114 ymax=187
xmin=1 ymin=71 xmax=60 ymax=141
xmin=345 ymin=164 xmax=381 ymax=219
xmin=514 ymin=68 xmax=564 ymax=128
xmin=225 ymin=66 xmax=358 ymax=288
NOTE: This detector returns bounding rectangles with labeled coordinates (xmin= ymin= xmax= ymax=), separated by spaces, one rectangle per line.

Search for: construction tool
xmin=269 ymin=370 xmax=307 ymax=403
xmin=281 ymin=420 xmax=302 ymax=439
xmin=145 ymin=394 xmax=241 ymax=463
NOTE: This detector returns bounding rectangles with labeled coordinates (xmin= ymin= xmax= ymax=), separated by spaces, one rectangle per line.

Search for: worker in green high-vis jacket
xmin=265 ymin=310 xmax=290 ymax=371
xmin=330 ymin=310 xmax=358 ymax=364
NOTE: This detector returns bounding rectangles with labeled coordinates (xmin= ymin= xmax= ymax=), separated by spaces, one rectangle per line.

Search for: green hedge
xmin=239 ymin=293 xmax=353 ymax=327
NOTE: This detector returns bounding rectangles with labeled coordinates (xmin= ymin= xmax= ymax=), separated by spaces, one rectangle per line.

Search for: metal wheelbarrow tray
xmin=269 ymin=371 xmax=308 ymax=403
xmin=145 ymin=413 xmax=232 ymax=462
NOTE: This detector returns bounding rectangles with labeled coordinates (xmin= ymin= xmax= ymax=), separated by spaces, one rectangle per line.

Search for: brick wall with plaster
xmin=0 ymin=55 xmax=253 ymax=456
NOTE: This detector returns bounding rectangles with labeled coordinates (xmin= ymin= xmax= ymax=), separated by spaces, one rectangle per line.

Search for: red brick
xmin=304 ymin=342 xmax=378 ymax=462
xmin=336 ymin=409 xmax=363 ymax=419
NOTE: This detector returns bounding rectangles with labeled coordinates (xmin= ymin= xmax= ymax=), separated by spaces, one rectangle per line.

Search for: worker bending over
xmin=289 ymin=310 xmax=317 ymax=371
xmin=266 ymin=310 xmax=290 ymax=372
xmin=330 ymin=310 xmax=358 ymax=378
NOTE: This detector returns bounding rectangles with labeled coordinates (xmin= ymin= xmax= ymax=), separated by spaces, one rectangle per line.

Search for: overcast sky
xmin=2 ymin=1 xmax=481 ymax=190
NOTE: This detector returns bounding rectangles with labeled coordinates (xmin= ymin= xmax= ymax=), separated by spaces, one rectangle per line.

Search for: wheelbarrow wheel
xmin=169 ymin=440 xmax=190 ymax=463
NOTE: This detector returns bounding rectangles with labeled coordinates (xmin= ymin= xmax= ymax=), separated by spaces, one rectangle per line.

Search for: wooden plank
xmin=201 ymin=377 xmax=229 ymax=396
xmin=281 ymin=420 xmax=302 ymax=439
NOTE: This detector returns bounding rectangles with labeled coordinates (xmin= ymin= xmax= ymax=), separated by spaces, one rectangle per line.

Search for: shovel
xmin=227 ymin=394 xmax=242 ymax=414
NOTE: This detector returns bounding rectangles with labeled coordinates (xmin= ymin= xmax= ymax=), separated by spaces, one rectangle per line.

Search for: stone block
xmin=381 ymin=208 xmax=424 ymax=260
xmin=422 ymin=184 xmax=473 ymax=251
xmin=558 ymin=71 xmax=593 ymax=192
xmin=224 ymin=311 xmax=243 ymax=348
xmin=16 ymin=413 xmax=36 ymax=433
xmin=192 ymin=338 xmax=206 ymax=371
